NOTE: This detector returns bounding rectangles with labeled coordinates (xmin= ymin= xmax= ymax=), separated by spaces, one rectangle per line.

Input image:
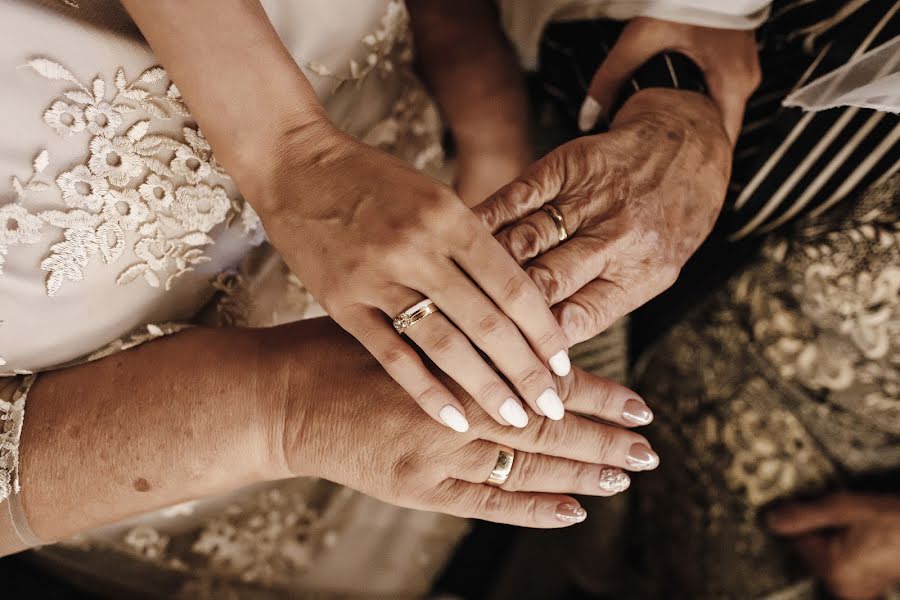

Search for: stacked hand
xmin=264 ymin=318 xmax=658 ymax=528
xmin=255 ymin=121 xmax=571 ymax=432
xmin=476 ymin=89 xmax=732 ymax=344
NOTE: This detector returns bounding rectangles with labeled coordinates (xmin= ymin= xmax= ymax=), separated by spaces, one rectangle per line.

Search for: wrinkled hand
xmin=256 ymin=120 xmax=571 ymax=432
xmin=768 ymin=493 xmax=900 ymax=600
xmin=264 ymin=317 xmax=659 ymax=528
xmin=579 ymin=16 xmax=761 ymax=143
xmin=476 ymin=89 xmax=732 ymax=344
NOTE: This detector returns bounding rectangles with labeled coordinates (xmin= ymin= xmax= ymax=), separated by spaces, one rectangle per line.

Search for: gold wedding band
xmin=541 ymin=205 xmax=569 ymax=242
xmin=393 ymin=299 xmax=440 ymax=334
xmin=486 ymin=446 xmax=515 ymax=486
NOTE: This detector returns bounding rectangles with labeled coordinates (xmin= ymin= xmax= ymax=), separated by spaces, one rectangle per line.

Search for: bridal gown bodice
xmin=0 ymin=1 xmax=463 ymax=597
xmin=0 ymin=0 xmax=432 ymax=374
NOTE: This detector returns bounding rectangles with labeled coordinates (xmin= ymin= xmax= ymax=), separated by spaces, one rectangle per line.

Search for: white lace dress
xmin=0 ymin=1 xmax=466 ymax=597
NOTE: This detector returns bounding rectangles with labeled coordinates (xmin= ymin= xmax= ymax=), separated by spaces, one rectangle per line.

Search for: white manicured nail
xmin=439 ymin=405 xmax=470 ymax=433
xmin=537 ymin=388 xmax=565 ymax=420
xmin=578 ymin=96 xmax=602 ymax=132
xmin=499 ymin=398 xmax=529 ymax=428
xmin=549 ymin=350 xmax=571 ymax=377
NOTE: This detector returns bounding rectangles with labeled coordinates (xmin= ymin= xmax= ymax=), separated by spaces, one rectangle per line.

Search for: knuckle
xmin=593 ymin=428 xmax=616 ymax=461
xmin=476 ymin=311 xmax=509 ymax=339
xmin=517 ymin=366 xmax=550 ymax=392
xmin=476 ymin=380 xmax=510 ymax=405
xmin=509 ymin=222 xmax=545 ymax=260
xmin=531 ymin=415 xmax=565 ymax=451
xmin=557 ymin=300 xmax=600 ymax=338
xmin=426 ymin=329 xmax=459 ymax=356
xmin=416 ymin=385 xmax=448 ymax=410
xmin=527 ymin=264 xmax=560 ymax=304
xmin=380 ymin=343 xmax=416 ymax=368
xmin=501 ymin=273 xmax=532 ymax=306
xmin=502 ymin=454 xmax=532 ymax=492
xmin=476 ymin=487 xmax=506 ymax=515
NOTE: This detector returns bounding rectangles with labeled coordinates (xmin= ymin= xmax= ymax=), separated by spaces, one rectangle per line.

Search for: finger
xmin=552 ymin=272 xmax=677 ymax=345
xmin=580 ymin=20 xmax=674 ymax=131
xmin=767 ymin=493 xmax=886 ymax=535
xmin=335 ymin=307 xmax=469 ymax=432
xmin=398 ymin=304 xmax=529 ymax=429
xmin=480 ymin=407 xmax=659 ymax=472
xmin=430 ymin=479 xmax=588 ymax=528
xmin=452 ymin=219 xmax=571 ymax=376
xmin=474 ymin=154 xmax=566 ymax=234
xmin=526 ymin=236 xmax=613 ymax=307
xmin=559 ymin=366 xmax=653 ymax=428
xmin=494 ymin=203 xmax=588 ymax=266
xmin=424 ymin=262 xmax=567 ymax=421
xmin=453 ymin=441 xmax=631 ymax=496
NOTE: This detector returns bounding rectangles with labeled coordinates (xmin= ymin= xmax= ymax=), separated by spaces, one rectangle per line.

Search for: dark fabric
xmin=537 ymin=0 xmax=900 ymax=238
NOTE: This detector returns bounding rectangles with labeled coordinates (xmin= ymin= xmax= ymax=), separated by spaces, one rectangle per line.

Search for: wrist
xmin=613 ymin=88 xmax=728 ymax=146
xmin=227 ymin=106 xmax=336 ymax=217
xmin=250 ymin=322 xmax=325 ymax=481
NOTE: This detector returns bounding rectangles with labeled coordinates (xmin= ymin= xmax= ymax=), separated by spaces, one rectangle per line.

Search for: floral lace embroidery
xmin=0 ymin=58 xmax=263 ymax=296
xmin=0 ymin=375 xmax=35 ymax=503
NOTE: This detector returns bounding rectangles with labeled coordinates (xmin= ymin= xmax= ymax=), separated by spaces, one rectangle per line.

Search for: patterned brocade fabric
xmin=629 ymin=175 xmax=900 ymax=599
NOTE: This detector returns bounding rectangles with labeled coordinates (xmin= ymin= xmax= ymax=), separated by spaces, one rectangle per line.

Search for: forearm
xmin=407 ymin=0 xmax=530 ymax=160
xmin=120 ymin=0 xmax=325 ymax=205
xmin=6 ymin=327 xmax=277 ymax=554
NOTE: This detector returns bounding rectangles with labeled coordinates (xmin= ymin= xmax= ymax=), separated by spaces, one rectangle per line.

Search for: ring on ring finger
xmin=486 ymin=446 xmax=515 ymax=486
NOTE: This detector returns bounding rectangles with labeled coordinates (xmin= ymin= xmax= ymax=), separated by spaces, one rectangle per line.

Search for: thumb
xmin=579 ymin=20 xmax=672 ymax=132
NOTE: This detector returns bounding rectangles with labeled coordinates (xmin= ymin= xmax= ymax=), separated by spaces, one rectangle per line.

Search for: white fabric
xmin=0 ymin=0 xmax=405 ymax=373
xmin=784 ymin=36 xmax=900 ymax=113
xmin=498 ymin=0 xmax=772 ymax=69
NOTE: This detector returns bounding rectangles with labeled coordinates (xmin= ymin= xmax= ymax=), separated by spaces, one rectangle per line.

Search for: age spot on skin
xmin=133 ymin=477 xmax=151 ymax=492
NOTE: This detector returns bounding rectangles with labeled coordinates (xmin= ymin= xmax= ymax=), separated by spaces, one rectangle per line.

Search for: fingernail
xmin=549 ymin=350 xmax=571 ymax=377
xmin=622 ymin=398 xmax=653 ymax=425
xmin=499 ymin=398 xmax=529 ymax=428
xmin=555 ymin=502 xmax=587 ymax=524
xmin=536 ymin=388 xmax=565 ymax=420
xmin=439 ymin=405 xmax=470 ymax=433
xmin=626 ymin=443 xmax=660 ymax=470
xmin=598 ymin=468 xmax=631 ymax=493
xmin=578 ymin=96 xmax=602 ymax=132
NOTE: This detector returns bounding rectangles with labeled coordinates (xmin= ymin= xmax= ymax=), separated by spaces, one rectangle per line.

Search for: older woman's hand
xmin=263 ymin=317 xmax=658 ymax=528
xmin=768 ymin=493 xmax=900 ymax=600
xmin=475 ymin=89 xmax=732 ymax=344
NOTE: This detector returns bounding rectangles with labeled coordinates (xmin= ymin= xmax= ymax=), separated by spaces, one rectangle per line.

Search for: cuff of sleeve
xmin=1 ymin=374 xmax=43 ymax=547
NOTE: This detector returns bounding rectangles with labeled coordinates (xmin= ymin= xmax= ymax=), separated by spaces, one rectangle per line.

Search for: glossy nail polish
xmin=536 ymin=388 xmax=565 ymax=420
xmin=622 ymin=398 xmax=653 ymax=425
xmin=499 ymin=398 xmax=529 ymax=428
xmin=598 ymin=468 xmax=630 ymax=493
xmin=439 ymin=405 xmax=469 ymax=433
xmin=555 ymin=502 xmax=588 ymax=523
xmin=549 ymin=350 xmax=571 ymax=377
xmin=626 ymin=443 xmax=660 ymax=470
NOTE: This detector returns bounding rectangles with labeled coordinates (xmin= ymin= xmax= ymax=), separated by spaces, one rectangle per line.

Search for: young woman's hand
xmin=254 ymin=121 xmax=571 ymax=432
xmin=578 ymin=17 xmax=761 ymax=143
xmin=263 ymin=318 xmax=658 ymax=528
